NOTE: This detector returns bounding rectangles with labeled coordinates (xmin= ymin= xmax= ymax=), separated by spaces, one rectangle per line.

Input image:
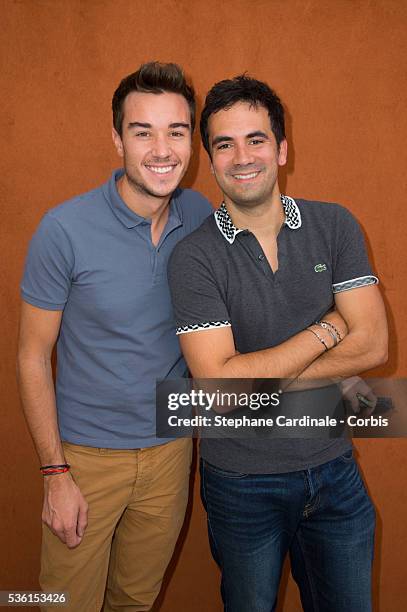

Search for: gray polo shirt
xmin=168 ymin=196 xmax=378 ymax=473
xmin=21 ymin=169 xmax=212 ymax=448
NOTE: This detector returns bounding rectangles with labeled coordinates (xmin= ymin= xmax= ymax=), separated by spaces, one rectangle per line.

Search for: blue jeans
xmin=200 ymin=450 xmax=375 ymax=612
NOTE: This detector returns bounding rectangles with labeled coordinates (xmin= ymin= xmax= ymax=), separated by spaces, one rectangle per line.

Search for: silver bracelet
xmin=325 ymin=326 xmax=338 ymax=346
xmin=305 ymin=327 xmax=329 ymax=352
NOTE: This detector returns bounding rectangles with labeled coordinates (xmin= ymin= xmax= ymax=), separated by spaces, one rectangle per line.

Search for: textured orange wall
xmin=1 ymin=1 xmax=406 ymax=610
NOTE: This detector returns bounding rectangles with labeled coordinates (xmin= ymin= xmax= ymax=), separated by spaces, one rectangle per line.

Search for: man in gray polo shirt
xmin=168 ymin=76 xmax=388 ymax=611
xmin=17 ymin=62 xmax=212 ymax=611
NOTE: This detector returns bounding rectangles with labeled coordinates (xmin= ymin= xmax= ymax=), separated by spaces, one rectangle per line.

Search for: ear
xmin=278 ymin=139 xmax=288 ymax=167
xmin=210 ymin=161 xmax=215 ymax=174
xmin=112 ymin=127 xmax=124 ymax=158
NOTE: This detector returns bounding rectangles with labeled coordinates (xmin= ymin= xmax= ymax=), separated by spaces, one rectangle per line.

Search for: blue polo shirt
xmin=21 ymin=169 xmax=212 ymax=448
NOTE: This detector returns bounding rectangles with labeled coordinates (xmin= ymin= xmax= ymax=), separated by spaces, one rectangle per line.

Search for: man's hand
xmin=42 ymin=473 xmax=88 ymax=549
xmin=340 ymin=376 xmax=377 ymax=415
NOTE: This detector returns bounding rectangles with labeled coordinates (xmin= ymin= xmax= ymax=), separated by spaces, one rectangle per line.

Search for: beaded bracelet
xmin=318 ymin=320 xmax=342 ymax=343
xmin=320 ymin=325 xmax=338 ymax=347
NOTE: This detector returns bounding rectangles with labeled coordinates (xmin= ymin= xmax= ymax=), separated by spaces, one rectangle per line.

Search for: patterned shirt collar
xmin=214 ymin=195 xmax=302 ymax=244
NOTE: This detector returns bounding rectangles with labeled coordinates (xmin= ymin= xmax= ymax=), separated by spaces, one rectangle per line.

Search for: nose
xmin=151 ymin=134 xmax=171 ymax=159
xmin=233 ymin=142 xmax=255 ymax=166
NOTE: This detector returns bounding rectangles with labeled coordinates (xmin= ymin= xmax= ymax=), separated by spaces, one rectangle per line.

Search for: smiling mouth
xmin=232 ymin=171 xmax=260 ymax=181
xmin=145 ymin=164 xmax=178 ymax=175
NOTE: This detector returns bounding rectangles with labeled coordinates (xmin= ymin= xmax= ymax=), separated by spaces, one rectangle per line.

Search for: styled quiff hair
xmin=112 ymin=61 xmax=195 ymax=135
xmin=200 ymin=74 xmax=285 ymax=156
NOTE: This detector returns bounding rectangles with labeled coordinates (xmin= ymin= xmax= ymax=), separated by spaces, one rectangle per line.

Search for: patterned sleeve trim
xmin=176 ymin=321 xmax=231 ymax=335
xmin=332 ymin=275 xmax=379 ymax=294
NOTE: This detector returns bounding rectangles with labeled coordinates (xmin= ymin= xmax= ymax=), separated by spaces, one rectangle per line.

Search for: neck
xmin=224 ymin=191 xmax=285 ymax=238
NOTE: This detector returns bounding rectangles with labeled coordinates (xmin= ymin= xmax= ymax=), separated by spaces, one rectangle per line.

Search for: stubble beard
xmin=222 ymin=179 xmax=272 ymax=210
xmin=221 ymin=168 xmax=279 ymax=210
xmin=124 ymin=168 xmax=173 ymax=200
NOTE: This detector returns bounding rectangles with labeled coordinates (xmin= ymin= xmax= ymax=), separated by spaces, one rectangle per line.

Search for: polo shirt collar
xmin=103 ymin=168 xmax=183 ymax=229
xmin=214 ymin=194 xmax=302 ymax=244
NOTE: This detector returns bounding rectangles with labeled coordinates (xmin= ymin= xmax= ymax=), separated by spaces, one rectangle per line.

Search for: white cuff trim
xmin=176 ymin=321 xmax=231 ymax=335
xmin=332 ymin=275 xmax=379 ymax=294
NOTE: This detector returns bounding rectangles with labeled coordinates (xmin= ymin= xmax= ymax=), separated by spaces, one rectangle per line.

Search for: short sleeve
xmin=332 ymin=207 xmax=378 ymax=294
xmin=168 ymin=239 xmax=231 ymax=335
xmin=21 ymin=213 xmax=74 ymax=310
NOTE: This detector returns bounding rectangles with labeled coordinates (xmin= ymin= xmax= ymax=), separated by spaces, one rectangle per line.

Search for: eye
xmin=249 ymin=138 xmax=265 ymax=145
xmin=135 ymin=131 xmax=151 ymax=137
xmin=170 ymin=131 xmax=185 ymax=138
xmin=216 ymin=143 xmax=232 ymax=150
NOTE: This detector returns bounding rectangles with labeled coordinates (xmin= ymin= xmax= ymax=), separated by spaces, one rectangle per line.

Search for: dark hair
xmin=112 ymin=61 xmax=195 ymax=136
xmin=200 ymin=75 xmax=285 ymax=156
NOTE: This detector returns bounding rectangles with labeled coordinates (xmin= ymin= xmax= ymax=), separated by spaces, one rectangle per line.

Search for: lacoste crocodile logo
xmin=314 ymin=263 xmax=327 ymax=272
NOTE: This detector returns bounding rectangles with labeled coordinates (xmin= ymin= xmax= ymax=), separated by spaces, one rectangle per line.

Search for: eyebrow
xmin=128 ymin=122 xmax=152 ymax=129
xmin=211 ymin=135 xmax=233 ymax=147
xmin=169 ymin=122 xmax=190 ymax=130
xmin=127 ymin=121 xmax=190 ymax=130
xmin=212 ymin=130 xmax=269 ymax=147
xmin=247 ymin=131 xmax=269 ymax=139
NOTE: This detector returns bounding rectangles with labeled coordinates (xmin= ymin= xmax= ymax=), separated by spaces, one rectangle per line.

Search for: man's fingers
xmin=356 ymin=387 xmax=377 ymax=415
xmin=43 ymin=511 xmax=83 ymax=547
xmin=64 ymin=524 xmax=82 ymax=549
xmin=49 ymin=527 xmax=66 ymax=544
xmin=364 ymin=388 xmax=377 ymax=404
xmin=42 ymin=477 xmax=88 ymax=547
xmin=348 ymin=395 xmax=361 ymax=414
xmin=357 ymin=392 xmax=377 ymax=415
xmin=341 ymin=377 xmax=378 ymax=415
xmin=45 ymin=517 xmax=67 ymax=544
xmin=77 ymin=502 xmax=88 ymax=538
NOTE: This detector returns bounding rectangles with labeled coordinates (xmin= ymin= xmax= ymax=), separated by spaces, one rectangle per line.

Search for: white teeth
xmin=234 ymin=172 xmax=259 ymax=180
xmin=147 ymin=166 xmax=174 ymax=174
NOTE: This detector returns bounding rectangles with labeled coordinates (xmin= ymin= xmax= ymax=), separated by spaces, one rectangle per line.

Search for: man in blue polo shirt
xmin=17 ymin=62 xmax=212 ymax=611
xmin=168 ymin=76 xmax=388 ymax=611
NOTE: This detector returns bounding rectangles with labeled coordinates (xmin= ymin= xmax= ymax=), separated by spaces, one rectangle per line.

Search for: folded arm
xmin=178 ymin=285 xmax=387 ymax=382
xmin=178 ymin=310 xmax=346 ymax=379
xmin=299 ymin=285 xmax=388 ymax=380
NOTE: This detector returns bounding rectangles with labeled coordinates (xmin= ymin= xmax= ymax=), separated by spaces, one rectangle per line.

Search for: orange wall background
xmin=1 ymin=1 xmax=407 ymax=610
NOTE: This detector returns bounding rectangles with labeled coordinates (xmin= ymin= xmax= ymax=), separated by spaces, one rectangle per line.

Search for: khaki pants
xmin=40 ymin=438 xmax=192 ymax=612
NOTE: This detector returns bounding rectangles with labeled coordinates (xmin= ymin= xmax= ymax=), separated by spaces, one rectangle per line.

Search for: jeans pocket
xmin=338 ymin=448 xmax=354 ymax=463
xmin=202 ymin=459 xmax=248 ymax=479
